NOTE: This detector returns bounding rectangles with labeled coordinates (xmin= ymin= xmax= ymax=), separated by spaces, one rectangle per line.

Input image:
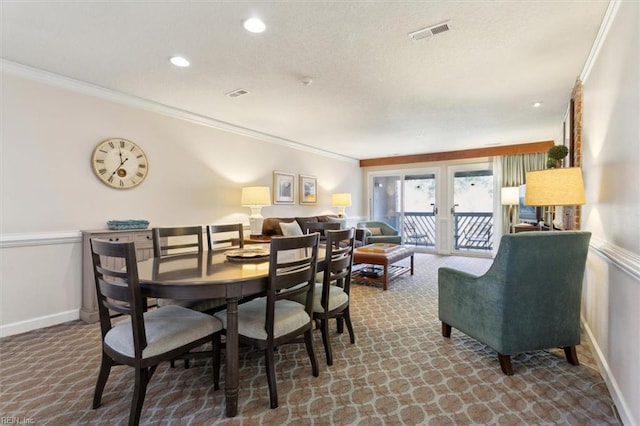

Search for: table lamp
xmin=501 ymin=186 xmax=520 ymax=234
xmin=241 ymin=186 xmax=271 ymax=237
xmin=524 ymin=167 xmax=586 ymax=230
xmin=332 ymin=193 xmax=352 ymax=218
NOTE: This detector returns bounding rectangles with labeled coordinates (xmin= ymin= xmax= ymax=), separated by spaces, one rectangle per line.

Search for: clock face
xmin=91 ymin=138 xmax=148 ymax=189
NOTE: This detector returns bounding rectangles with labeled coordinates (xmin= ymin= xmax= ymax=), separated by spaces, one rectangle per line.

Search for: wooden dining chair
xmin=207 ymin=223 xmax=244 ymax=251
xmin=153 ymin=226 xmax=225 ymax=320
xmin=214 ymin=233 xmax=321 ymax=409
xmin=304 ymin=222 xmax=340 ymax=242
xmin=90 ymin=238 xmax=222 ymax=426
xmin=293 ymin=228 xmax=356 ymax=365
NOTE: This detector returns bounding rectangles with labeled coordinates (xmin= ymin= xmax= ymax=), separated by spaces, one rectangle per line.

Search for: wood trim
xmin=359 ymin=140 xmax=554 ymax=167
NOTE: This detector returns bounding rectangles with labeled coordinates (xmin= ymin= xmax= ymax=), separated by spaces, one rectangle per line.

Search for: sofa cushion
xmin=368 ymin=227 xmax=382 ymax=236
xmin=280 ymin=220 xmax=304 ymax=236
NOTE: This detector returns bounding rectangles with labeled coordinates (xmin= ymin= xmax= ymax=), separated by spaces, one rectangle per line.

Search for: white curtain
xmin=500 ymin=153 xmax=547 ymax=233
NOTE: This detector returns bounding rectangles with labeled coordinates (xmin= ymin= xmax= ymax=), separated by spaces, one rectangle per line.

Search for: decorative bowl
xmin=107 ymin=220 xmax=150 ymax=230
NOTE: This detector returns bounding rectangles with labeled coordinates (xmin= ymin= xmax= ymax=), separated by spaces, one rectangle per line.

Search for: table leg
xmin=410 ymin=254 xmax=414 ymax=275
xmin=225 ymin=297 xmax=239 ymax=417
xmin=383 ymin=262 xmax=389 ymax=291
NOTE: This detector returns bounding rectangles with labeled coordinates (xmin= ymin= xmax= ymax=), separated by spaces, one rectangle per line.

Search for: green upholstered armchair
xmin=356 ymin=221 xmax=402 ymax=245
xmin=438 ymin=231 xmax=591 ymax=375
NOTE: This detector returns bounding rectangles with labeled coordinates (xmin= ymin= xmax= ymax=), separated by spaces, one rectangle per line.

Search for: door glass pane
xmin=372 ymin=175 xmax=400 ymax=229
xmin=452 ymin=169 xmax=494 ymax=252
xmin=403 ymin=174 xmax=436 ymax=247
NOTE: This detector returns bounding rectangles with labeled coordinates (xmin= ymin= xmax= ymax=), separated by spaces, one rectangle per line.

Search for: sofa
xmin=261 ymin=215 xmax=366 ymax=246
xmin=261 ymin=215 xmax=344 ymax=237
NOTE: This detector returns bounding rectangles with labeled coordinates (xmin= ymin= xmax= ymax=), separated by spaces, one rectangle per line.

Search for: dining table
xmin=135 ymin=244 xmax=324 ymax=417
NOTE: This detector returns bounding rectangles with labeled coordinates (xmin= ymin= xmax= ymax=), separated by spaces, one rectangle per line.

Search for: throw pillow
xmin=368 ymin=227 xmax=382 ymax=236
xmin=280 ymin=221 xmax=304 ymax=236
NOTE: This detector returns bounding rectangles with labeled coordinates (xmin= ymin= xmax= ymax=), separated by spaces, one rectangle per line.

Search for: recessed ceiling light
xmin=532 ymin=101 xmax=543 ymax=108
xmin=243 ymin=18 xmax=266 ymax=33
xmin=170 ymin=56 xmax=190 ymax=67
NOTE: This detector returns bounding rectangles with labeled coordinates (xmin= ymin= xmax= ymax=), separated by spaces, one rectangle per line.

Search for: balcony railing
xmin=453 ymin=212 xmax=493 ymax=251
xmin=401 ymin=211 xmax=493 ymax=251
xmin=402 ymin=212 xmax=436 ymax=247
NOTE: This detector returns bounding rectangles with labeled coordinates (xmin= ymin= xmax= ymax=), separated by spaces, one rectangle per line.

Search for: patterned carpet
xmin=0 ymin=254 xmax=620 ymax=425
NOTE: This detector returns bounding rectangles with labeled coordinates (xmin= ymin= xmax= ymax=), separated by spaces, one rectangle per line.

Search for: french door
xmin=369 ymin=162 xmax=495 ymax=256
xmin=371 ymin=170 xmax=439 ymax=253
xmin=448 ymin=163 xmax=495 ymax=256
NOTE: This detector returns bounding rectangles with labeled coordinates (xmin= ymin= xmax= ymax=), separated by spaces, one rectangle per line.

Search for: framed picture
xmin=299 ymin=175 xmax=317 ymax=205
xmin=273 ymin=171 xmax=295 ymax=204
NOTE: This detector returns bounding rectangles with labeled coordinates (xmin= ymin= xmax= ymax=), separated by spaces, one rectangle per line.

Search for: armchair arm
xmin=438 ymin=267 xmax=504 ymax=351
xmin=381 ymin=224 xmax=399 ymax=236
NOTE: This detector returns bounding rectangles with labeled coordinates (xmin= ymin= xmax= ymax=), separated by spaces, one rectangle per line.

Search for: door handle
xmin=450 ymin=204 xmax=459 ymax=215
xmin=430 ymin=203 xmax=438 ymax=215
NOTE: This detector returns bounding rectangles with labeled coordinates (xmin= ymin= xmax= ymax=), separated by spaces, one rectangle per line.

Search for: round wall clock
xmin=91 ymin=138 xmax=148 ymax=189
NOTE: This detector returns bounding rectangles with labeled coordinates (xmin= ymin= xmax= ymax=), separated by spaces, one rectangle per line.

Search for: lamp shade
xmin=331 ymin=193 xmax=352 ymax=207
xmin=241 ymin=186 xmax=271 ymax=206
xmin=525 ymin=168 xmax=586 ymax=206
xmin=500 ymin=187 xmax=519 ymax=205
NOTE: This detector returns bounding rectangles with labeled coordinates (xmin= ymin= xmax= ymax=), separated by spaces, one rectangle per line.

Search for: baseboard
xmin=0 ymin=309 xmax=79 ymax=338
xmin=581 ymin=317 xmax=634 ymax=426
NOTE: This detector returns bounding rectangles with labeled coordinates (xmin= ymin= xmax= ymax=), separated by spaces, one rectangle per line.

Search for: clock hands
xmin=109 ymin=150 xmax=129 ymax=179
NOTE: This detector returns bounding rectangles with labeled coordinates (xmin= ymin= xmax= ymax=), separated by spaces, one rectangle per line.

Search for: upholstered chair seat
xmin=215 ymin=297 xmax=310 ymax=340
xmin=105 ymin=305 xmax=221 ymax=359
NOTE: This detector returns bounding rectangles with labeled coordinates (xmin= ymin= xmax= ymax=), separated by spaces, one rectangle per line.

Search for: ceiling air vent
xmin=408 ymin=20 xmax=451 ymax=41
xmin=225 ymin=88 xmax=250 ymax=98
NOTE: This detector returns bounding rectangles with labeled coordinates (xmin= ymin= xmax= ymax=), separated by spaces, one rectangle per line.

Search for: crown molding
xmin=1 ymin=59 xmax=358 ymax=164
xmin=580 ymin=0 xmax=621 ymax=83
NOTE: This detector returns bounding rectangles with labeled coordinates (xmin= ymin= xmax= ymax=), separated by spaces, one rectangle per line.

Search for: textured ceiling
xmin=1 ymin=1 xmax=610 ymax=160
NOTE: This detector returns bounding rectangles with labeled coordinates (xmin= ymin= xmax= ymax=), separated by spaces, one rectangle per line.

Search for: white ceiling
xmin=1 ymin=1 xmax=610 ymax=160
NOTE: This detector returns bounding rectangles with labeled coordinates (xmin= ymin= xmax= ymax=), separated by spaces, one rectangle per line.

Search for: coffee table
xmin=352 ymin=244 xmax=414 ymax=290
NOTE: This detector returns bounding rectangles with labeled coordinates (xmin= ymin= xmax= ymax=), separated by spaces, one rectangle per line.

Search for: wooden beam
xmin=359 ymin=140 xmax=554 ymax=167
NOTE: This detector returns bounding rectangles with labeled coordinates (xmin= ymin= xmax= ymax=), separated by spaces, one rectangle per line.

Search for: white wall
xmin=580 ymin=2 xmax=640 ymax=425
xmin=0 ymin=69 xmax=362 ymax=336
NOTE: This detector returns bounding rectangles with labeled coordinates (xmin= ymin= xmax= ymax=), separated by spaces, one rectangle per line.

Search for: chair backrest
xmin=489 ymin=231 xmax=591 ymax=341
xmin=90 ymin=238 xmax=147 ymax=357
xmin=207 ymin=223 xmax=244 ymax=251
xmin=153 ymin=226 xmax=204 ymax=257
xmin=321 ymin=228 xmax=356 ymax=307
xmin=266 ymin=233 xmax=320 ymax=338
xmin=304 ymin=222 xmax=341 ymax=239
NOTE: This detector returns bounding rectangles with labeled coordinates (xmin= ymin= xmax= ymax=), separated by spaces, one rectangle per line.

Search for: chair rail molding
xmin=0 ymin=231 xmax=82 ymax=248
xmin=589 ymin=235 xmax=640 ymax=280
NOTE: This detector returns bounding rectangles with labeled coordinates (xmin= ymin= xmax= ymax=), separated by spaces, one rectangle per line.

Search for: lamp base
xmin=248 ymin=207 xmax=264 ymax=236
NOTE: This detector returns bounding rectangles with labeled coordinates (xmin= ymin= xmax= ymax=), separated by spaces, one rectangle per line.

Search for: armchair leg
xmin=441 ymin=322 xmax=452 ymax=338
xmin=498 ymin=354 xmax=514 ymax=376
xmin=563 ymin=346 xmax=580 ymax=366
